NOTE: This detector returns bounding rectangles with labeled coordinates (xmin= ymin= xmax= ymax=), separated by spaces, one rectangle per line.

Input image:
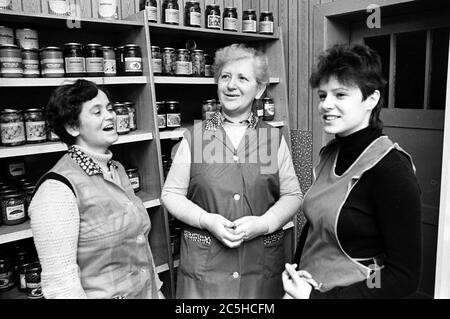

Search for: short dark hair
xmin=310 ymin=44 xmax=387 ymax=130
xmin=46 ymin=79 xmax=110 ymax=145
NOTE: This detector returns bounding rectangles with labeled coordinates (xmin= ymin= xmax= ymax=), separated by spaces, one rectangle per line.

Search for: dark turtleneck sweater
xmin=298 ymin=126 xmax=422 ymax=298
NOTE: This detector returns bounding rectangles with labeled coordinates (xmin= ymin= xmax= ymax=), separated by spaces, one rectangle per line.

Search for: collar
xmin=68 ymin=145 xmax=118 ymax=176
xmin=205 ymin=111 xmax=259 ymax=131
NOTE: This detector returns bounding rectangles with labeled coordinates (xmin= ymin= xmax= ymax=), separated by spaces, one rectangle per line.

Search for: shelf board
xmin=149 ymin=22 xmax=279 ymax=41
xmin=156 ymin=259 xmax=179 ymax=274
xmin=154 ymin=76 xmax=280 ymax=85
xmin=0 ymin=220 xmax=32 ymax=244
xmin=0 ymin=76 xmax=148 ymax=87
xmin=136 ymin=191 xmax=161 ymax=209
xmin=0 ymin=131 xmax=154 ymax=159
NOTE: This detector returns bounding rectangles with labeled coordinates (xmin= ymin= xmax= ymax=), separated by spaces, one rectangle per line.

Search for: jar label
xmin=0 ymin=271 xmax=14 ymax=289
xmin=98 ymin=0 xmax=118 ymax=19
xmin=189 ymin=12 xmax=201 ymax=26
xmin=86 ymin=57 xmax=104 ymax=73
xmin=257 ymin=108 xmax=264 ymax=117
xmin=243 ymin=20 xmax=257 ymax=32
xmin=116 ymin=115 xmax=130 ymax=133
xmin=124 ymin=57 xmax=142 ymax=73
xmin=23 ymin=59 xmax=40 ymax=75
xmin=224 ymin=17 xmax=238 ymax=31
xmin=0 ymin=57 xmax=23 ymax=75
xmin=0 ymin=0 xmax=12 ymax=9
xmin=48 ymin=0 xmax=70 ymax=15
xmin=205 ymin=65 xmax=213 ymax=77
xmin=6 ymin=203 xmax=25 ymax=221
xmin=26 ymin=282 xmax=43 ymax=299
xmin=165 ymin=8 xmax=179 ymax=24
xmin=41 ymin=58 xmax=64 ymax=74
xmin=260 ymin=21 xmax=274 ymax=33
xmin=104 ymin=59 xmax=116 ymax=75
xmin=15 ymin=31 xmax=39 ymax=50
xmin=146 ymin=5 xmax=157 ymax=21
xmin=25 ymin=121 xmax=46 ymax=142
xmin=129 ymin=177 xmax=140 ymax=190
xmin=175 ymin=61 xmax=191 ymax=75
xmin=207 ymin=15 xmax=221 ymax=29
xmin=1 ymin=122 xmax=26 ymax=144
xmin=167 ymin=113 xmax=181 ymax=127
xmin=65 ymin=57 xmax=86 ymax=73
xmin=152 ymin=58 xmax=162 ymax=73
xmin=264 ymin=102 xmax=275 ymax=115
xmin=158 ymin=114 xmax=167 ymax=129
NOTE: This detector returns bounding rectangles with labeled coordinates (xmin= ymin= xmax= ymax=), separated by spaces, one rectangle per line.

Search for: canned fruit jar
xmin=40 ymin=47 xmax=65 ymax=78
xmin=205 ymin=4 xmax=220 ymax=30
xmin=243 ymin=9 xmax=257 ymax=33
xmin=97 ymin=0 xmax=119 ymax=20
xmin=1 ymin=109 xmax=26 ymax=146
xmin=223 ymin=7 xmax=238 ymax=32
xmin=260 ymin=11 xmax=274 ymax=34
xmin=25 ymin=262 xmax=43 ymax=299
xmin=24 ymin=108 xmax=47 ymax=144
xmin=185 ymin=0 xmax=201 ymax=27
xmin=15 ymin=28 xmax=39 ymax=50
xmin=22 ymin=49 xmax=40 ymax=78
xmin=175 ymin=49 xmax=191 ymax=76
xmin=1 ymin=191 xmax=27 ymax=225
xmin=0 ymin=44 xmax=23 ymax=78
xmin=102 ymin=46 xmax=116 ymax=76
xmin=85 ymin=44 xmax=104 ymax=77
xmin=126 ymin=168 xmax=141 ymax=192
xmin=113 ymin=102 xmax=130 ymax=135
xmin=123 ymin=44 xmax=143 ymax=76
xmin=162 ymin=0 xmax=179 ymax=25
xmin=0 ymin=257 xmax=15 ymax=292
xmin=151 ymin=46 xmax=162 ymax=75
xmin=64 ymin=43 xmax=85 ymax=77
xmin=0 ymin=26 xmax=14 ymax=46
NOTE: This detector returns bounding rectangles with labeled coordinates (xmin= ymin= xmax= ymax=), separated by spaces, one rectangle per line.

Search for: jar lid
xmin=0 ymin=44 xmax=19 ymax=49
xmin=123 ymin=101 xmax=135 ymax=106
xmin=151 ymin=45 xmax=160 ymax=49
xmin=102 ymin=46 xmax=114 ymax=50
xmin=244 ymin=9 xmax=256 ymax=12
xmin=16 ymin=28 xmax=36 ymax=31
xmin=156 ymin=101 xmax=165 ymax=104
xmin=192 ymin=49 xmax=204 ymax=53
xmin=203 ymin=99 xmax=216 ymax=103
xmin=124 ymin=44 xmax=139 ymax=48
xmin=86 ymin=43 xmax=102 ymax=47
xmin=26 ymin=261 xmax=41 ymax=273
xmin=163 ymin=47 xmax=175 ymax=51
xmin=113 ymin=102 xmax=125 ymax=106
xmin=41 ymin=46 xmax=62 ymax=51
xmin=166 ymin=101 xmax=180 ymax=104
xmin=22 ymin=48 xmax=39 ymax=52
xmin=64 ymin=42 xmax=82 ymax=46
xmin=24 ymin=108 xmax=43 ymax=112
xmin=1 ymin=108 xmax=22 ymax=114
xmin=176 ymin=48 xmax=188 ymax=52
xmin=126 ymin=168 xmax=138 ymax=172
xmin=1 ymin=191 xmax=24 ymax=199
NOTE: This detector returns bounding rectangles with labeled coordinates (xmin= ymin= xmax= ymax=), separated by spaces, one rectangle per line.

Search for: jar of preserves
xmin=162 ymin=0 xmax=179 ymax=25
xmin=124 ymin=101 xmax=137 ymax=131
xmin=125 ymin=168 xmax=141 ymax=193
xmin=102 ymin=46 xmax=116 ymax=76
xmin=15 ymin=28 xmax=39 ymax=50
xmin=175 ymin=48 xmax=191 ymax=76
xmin=204 ymin=53 xmax=213 ymax=77
xmin=115 ymin=46 xmax=124 ymax=76
xmin=242 ymin=9 xmax=257 ymax=33
xmin=63 ymin=43 xmax=85 ymax=77
xmin=0 ymin=257 xmax=14 ymax=292
xmin=113 ymin=102 xmax=130 ymax=135
xmin=191 ymin=49 xmax=205 ymax=77
xmin=40 ymin=46 xmax=64 ymax=78
xmin=156 ymin=101 xmax=166 ymax=130
xmin=162 ymin=47 xmax=175 ymax=76
xmin=0 ymin=0 xmax=12 ymax=10
xmin=17 ymin=262 xmax=30 ymax=292
xmin=22 ymin=185 xmax=35 ymax=211
xmin=25 ymin=262 xmax=43 ymax=299
xmin=185 ymin=0 xmax=201 ymax=27
xmin=0 ymin=44 xmax=23 ymax=78
xmin=202 ymin=99 xmax=217 ymax=120
xmin=22 ymin=48 xmax=40 ymax=78
xmin=259 ymin=11 xmax=274 ymax=34
xmin=123 ymin=44 xmax=143 ymax=76
xmin=97 ymin=0 xmax=118 ymax=20
xmin=223 ymin=7 xmax=238 ymax=32
xmin=0 ymin=26 xmax=14 ymax=46
xmin=1 ymin=191 xmax=26 ymax=225
xmin=48 ymin=0 xmax=71 ymax=16
xmin=262 ymin=97 xmax=275 ymax=121
xmin=1 ymin=109 xmax=26 ymax=146
xmin=166 ymin=101 xmax=181 ymax=129
xmin=84 ymin=44 xmax=104 ymax=77
xmin=205 ymin=4 xmax=220 ymax=30
xmin=24 ymin=108 xmax=46 ymax=144
xmin=144 ymin=0 xmax=158 ymax=22
xmin=151 ymin=45 xmax=162 ymax=75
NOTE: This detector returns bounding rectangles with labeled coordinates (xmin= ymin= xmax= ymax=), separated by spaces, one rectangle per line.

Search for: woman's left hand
xmin=282 ymin=263 xmax=312 ymax=299
xmin=233 ymin=216 xmax=269 ymax=241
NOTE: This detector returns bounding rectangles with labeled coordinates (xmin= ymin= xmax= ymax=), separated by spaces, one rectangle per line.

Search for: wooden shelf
xmin=0 ymin=220 xmax=32 ymax=245
xmin=136 ymin=191 xmax=161 ymax=209
xmin=156 ymin=259 xmax=179 ymax=274
xmin=154 ymin=76 xmax=280 ymax=85
xmin=0 ymin=131 xmax=154 ymax=159
xmin=0 ymin=76 xmax=148 ymax=87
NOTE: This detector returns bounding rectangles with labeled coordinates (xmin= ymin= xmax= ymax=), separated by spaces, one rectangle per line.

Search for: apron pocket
xmin=179 ymin=230 xmax=212 ymax=280
xmin=263 ymin=229 xmax=285 ymax=279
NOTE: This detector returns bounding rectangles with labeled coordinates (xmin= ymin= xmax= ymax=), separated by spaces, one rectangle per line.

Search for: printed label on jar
xmin=129 ymin=177 xmax=140 ymax=190
xmin=243 ymin=20 xmax=257 ymax=32
xmin=25 ymin=121 xmax=46 ymax=142
xmin=175 ymin=61 xmax=191 ymax=75
xmin=146 ymin=6 xmax=157 ymax=21
xmin=48 ymin=0 xmax=70 ymax=15
xmin=189 ymin=12 xmax=201 ymax=26
xmin=165 ymin=8 xmax=179 ymax=24
xmin=65 ymin=57 xmax=85 ymax=74
xmin=124 ymin=57 xmax=142 ymax=73
xmin=26 ymin=282 xmax=43 ymax=299
xmin=224 ymin=17 xmax=238 ymax=31
xmin=116 ymin=115 xmax=130 ymax=133
xmin=104 ymin=59 xmax=116 ymax=75
xmin=16 ymin=32 xmax=39 ymax=50
xmin=260 ymin=21 xmax=274 ymax=33
xmin=158 ymin=114 xmax=166 ymax=129
xmin=205 ymin=65 xmax=213 ymax=77
xmin=86 ymin=57 xmax=104 ymax=73
xmin=23 ymin=59 xmax=40 ymax=75
xmin=98 ymin=0 xmax=118 ymax=19
xmin=207 ymin=15 xmax=221 ymax=29
xmin=1 ymin=122 xmax=26 ymax=144
xmin=257 ymin=108 xmax=264 ymax=117
xmin=265 ymin=102 xmax=275 ymax=115
xmin=6 ymin=203 xmax=25 ymax=221
xmin=41 ymin=58 xmax=65 ymax=74
xmin=0 ymin=57 xmax=23 ymax=74
xmin=0 ymin=271 xmax=14 ymax=290
xmin=167 ymin=113 xmax=181 ymax=127
xmin=152 ymin=58 xmax=162 ymax=73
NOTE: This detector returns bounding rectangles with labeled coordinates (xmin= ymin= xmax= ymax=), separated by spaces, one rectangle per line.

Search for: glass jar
xmin=115 ymin=46 xmax=124 ymax=76
xmin=124 ymin=101 xmax=137 ymax=131
xmin=145 ymin=0 xmax=158 ymax=22
xmin=102 ymin=46 xmax=116 ymax=76
xmin=242 ymin=9 xmax=257 ymax=33
xmin=1 ymin=191 xmax=27 ymax=225
xmin=204 ymin=53 xmax=213 ymax=77
xmin=0 ymin=26 xmax=14 ymax=46
xmin=97 ymin=0 xmax=118 ymax=20
xmin=151 ymin=45 xmax=162 ymax=75
xmin=175 ymin=48 xmax=191 ymax=76
xmin=205 ymin=4 xmax=220 ymax=30
xmin=40 ymin=46 xmax=64 ymax=78
xmin=64 ymin=43 xmax=85 ymax=77
xmin=24 ymin=108 xmax=46 ymax=144
xmin=22 ymin=185 xmax=35 ymax=211
xmin=123 ymin=44 xmax=143 ymax=76
xmin=191 ymin=49 xmax=205 ymax=77
xmin=84 ymin=44 xmax=104 ymax=77
xmin=255 ymin=98 xmax=264 ymax=118
xmin=162 ymin=47 xmax=175 ymax=76
xmin=0 ymin=44 xmax=23 ymax=78
xmin=1 ymin=109 xmax=26 ymax=146
xmin=156 ymin=101 xmax=166 ymax=130
xmin=22 ymin=48 xmax=40 ymax=78
xmin=202 ymin=99 xmax=217 ymax=120
xmin=223 ymin=7 xmax=238 ymax=32
xmin=185 ymin=0 xmax=201 ymax=27
xmin=15 ymin=28 xmax=39 ymax=50
xmin=17 ymin=262 xmax=30 ymax=292
xmin=259 ymin=11 xmax=274 ymax=34
xmin=162 ymin=0 xmax=179 ymax=25
xmin=0 ymin=0 xmax=12 ymax=10
xmin=166 ymin=101 xmax=181 ymax=129
xmin=48 ymin=0 xmax=70 ymax=16
xmin=113 ymin=102 xmax=130 ymax=135
xmin=262 ymin=97 xmax=275 ymax=121
xmin=0 ymin=257 xmax=14 ymax=292
xmin=25 ymin=262 xmax=43 ymax=299
xmin=125 ymin=168 xmax=141 ymax=193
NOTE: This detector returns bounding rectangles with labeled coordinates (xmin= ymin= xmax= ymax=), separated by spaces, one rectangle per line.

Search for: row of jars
xmin=0 ymin=178 xmax=35 ymax=227
xmin=156 ymin=101 xmax=182 ymax=130
xmin=0 ymin=43 xmax=143 ymax=78
xmin=144 ymin=0 xmax=274 ymax=34
xmin=151 ymin=46 xmax=213 ymax=77
xmin=111 ymin=101 xmax=138 ymax=135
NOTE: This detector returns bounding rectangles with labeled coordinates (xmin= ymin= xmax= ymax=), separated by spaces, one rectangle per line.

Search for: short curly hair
xmin=310 ymin=44 xmax=387 ymax=130
xmin=46 ymin=79 xmax=110 ymax=145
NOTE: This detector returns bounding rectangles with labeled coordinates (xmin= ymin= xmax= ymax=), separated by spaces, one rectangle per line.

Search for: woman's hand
xmin=282 ymin=263 xmax=312 ymax=299
xmin=233 ymin=216 xmax=269 ymax=241
xmin=201 ymin=213 xmax=244 ymax=248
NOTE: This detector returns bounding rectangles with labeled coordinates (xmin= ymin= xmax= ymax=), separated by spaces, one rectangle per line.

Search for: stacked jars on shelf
xmin=0 ymin=177 xmax=36 ymax=228
xmin=156 ymin=100 xmax=181 ymax=131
